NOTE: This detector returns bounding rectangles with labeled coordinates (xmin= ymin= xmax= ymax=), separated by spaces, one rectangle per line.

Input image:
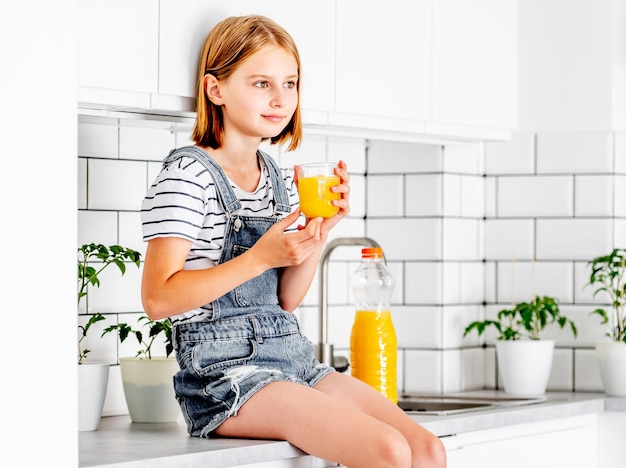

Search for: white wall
xmin=1 ymin=0 xmax=78 ymax=466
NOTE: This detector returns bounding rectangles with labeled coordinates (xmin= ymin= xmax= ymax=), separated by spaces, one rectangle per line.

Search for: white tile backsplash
xmin=78 ymin=158 xmax=87 ymax=209
xmin=498 ymin=175 xmax=573 ymax=217
xmin=287 ymin=133 xmax=327 ymax=165
xmin=394 ymin=305 xmax=442 ymax=348
xmin=496 ymin=261 xmax=574 ymax=304
xmin=442 ymin=174 xmax=462 ymax=216
xmin=575 ymin=175 xmax=614 ymax=217
xmin=404 ymin=350 xmax=443 ymax=394
xmin=404 ymin=262 xmax=442 ymax=304
xmin=347 ymin=173 xmax=366 ymax=219
xmin=78 ymin=118 xmax=119 ymax=158
xmin=615 ymin=132 xmax=626 ymax=173
xmin=119 ymin=120 xmax=176 ymax=160
xmin=328 ymin=136 xmax=367 ymax=174
xmin=368 ymin=218 xmax=442 ymax=261
xmin=536 ymin=218 xmax=613 ymax=260
xmin=460 ymin=263 xmax=485 ymax=304
xmin=88 ymin=159 xmax=147 ymax=210
xmin=485 ymin=131 xmax=535 ymax=175
xmin=88 ymin=264 xmax=143 ymax=313
xmin=79 ymin=119 xmax=619 ymax=400
xmin=441 ymin=262 xmax=462 ymax=304
xmin=443 ymin=142 xmax=482 ymax=174
xmin=485 ymin=219 xmax=534 ymax=260
xmin=442 ymin=218 xmax=481 ymax=260
xmin=615 ymin=175 xmax=626 ymax=217
xmin=537 ymin=131 xmax=614 ymax=174
xmin=461 ymin=348 xmax=485 ymax=391
xmin=442 ymin=305 xmax=481 ymax=348
xmin=460 ymin=175 xmax=485 ymax=218
xmin=367 ymin=174 xmax=404 ymax=217
xmin=119 ymin=211 xmax=145 ymax=254
xmin=405 ymin=174 xmax=442 ymax=216
xmin=547 ymin=349 xmax=573 ymax=391
xmin=368 ymin=141 xmax=443 ymax=173
xmin=77 ymin=210 xmax=119 ymax=247
xmin=441 ymin=350 xmax=462 ymax=393
xmin=575 ymin=349 xmax=604 ymax=392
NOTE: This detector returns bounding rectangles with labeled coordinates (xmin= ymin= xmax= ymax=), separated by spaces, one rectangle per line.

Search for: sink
xmin=397 ymin=393 xmax=547 ymax=416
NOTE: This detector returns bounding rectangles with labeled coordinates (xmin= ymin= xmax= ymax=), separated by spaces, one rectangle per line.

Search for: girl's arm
xmin=142 ymin=209 xmax=323 ymax=320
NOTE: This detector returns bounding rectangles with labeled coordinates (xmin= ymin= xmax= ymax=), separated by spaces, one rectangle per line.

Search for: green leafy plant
xmin=78 ymin=313 xmax=106 ymax=364
xmin=587 ymin=248 xmax=626 ymax=343
xmin=77 ymin=243 xmax=142 ymax=364
xmin=464 ymin=295 xmax=578 ymax=341
xmin=103 ymin=315 xmax=173 ymax=359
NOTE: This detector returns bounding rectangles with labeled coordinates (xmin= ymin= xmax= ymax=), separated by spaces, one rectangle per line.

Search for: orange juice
xmin=298 ymin=174 xmax=340 ymax=218
xmin=350 ymin=309 xmax=398 ymax=403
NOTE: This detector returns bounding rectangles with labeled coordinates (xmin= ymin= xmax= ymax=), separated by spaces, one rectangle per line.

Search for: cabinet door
xmin=159 ymin=0 xmax=335 ymax=114
xmin=446 ymin=415 xmax=597 ymax=468
xmin=335 ymin=0 xmax=432 ymax=122
xmin=77 ymin=0 xmax=158 ymax=93
xmin=432 ymin=0 xmax=517 ymax=130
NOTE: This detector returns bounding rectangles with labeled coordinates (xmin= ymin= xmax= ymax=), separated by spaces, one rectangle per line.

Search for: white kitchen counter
xmin=79 ymin=391 xmax=615 ymax=468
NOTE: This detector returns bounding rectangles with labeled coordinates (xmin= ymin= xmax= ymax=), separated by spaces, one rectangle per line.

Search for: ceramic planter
xmin=119 ymin=357 xmax=180 ymax=423
xmin=595 ymin=341 xmax=626 ymax=397
xmin=496 ymin=340 xmax=555 ymax=396
xmin=78 ymin=363 xmax=110 ymax=431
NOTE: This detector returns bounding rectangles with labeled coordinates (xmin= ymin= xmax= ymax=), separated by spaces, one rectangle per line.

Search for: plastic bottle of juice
xmin=349 ymin=247 xmax=397 ymax=403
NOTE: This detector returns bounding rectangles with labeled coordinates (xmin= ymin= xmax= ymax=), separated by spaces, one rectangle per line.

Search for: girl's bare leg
xmin=214 ymin=373 xmax=446 ymax=468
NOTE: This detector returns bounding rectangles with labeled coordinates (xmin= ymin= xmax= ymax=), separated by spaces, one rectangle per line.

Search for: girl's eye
xmin=283 ymin=81 xmax=296 ymax=89
xmin=254 ymin=81 xmax=269 ymax=89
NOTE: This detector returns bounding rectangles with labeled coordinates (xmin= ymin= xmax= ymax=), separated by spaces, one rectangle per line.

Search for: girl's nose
xmin=270 ymin=89 xmax=285 ymax=108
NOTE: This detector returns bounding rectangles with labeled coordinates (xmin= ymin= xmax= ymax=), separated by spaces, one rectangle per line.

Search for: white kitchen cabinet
xmin=158 ymin=0 xmax=335 ymax=120
xmin=334 ymin=0 xmax=432 ymax=127
xmin=597 ymin=412 xmax=626 ymax=468
xmin=443 ymin=414 xmax=597 ymax=468
xmin=334 ymin=0 xmax=516 ymax=138
xmin=78 ymin=0 xmax=517 ymax=141
xmin=431 ymin=0 xmax=517 ymax=132
xmin=77 ymin=0 xmax=159 ymax=107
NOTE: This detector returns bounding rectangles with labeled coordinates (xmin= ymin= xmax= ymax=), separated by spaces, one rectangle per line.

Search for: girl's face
xmin=207 ymin=45 xmax=299 ymax=143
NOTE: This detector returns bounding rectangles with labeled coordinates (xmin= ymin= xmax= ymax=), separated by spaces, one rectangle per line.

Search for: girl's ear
xmin=204 ymin=74 xmax=223 ymax=105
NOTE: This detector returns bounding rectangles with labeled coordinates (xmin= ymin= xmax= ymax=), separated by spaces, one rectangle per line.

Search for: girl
xmin=140 ymin=15 xmax=446 ymax=468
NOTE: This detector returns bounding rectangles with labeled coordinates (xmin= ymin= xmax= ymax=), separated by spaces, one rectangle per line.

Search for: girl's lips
xmin=262 ymin=114 xmax=286 ymax=123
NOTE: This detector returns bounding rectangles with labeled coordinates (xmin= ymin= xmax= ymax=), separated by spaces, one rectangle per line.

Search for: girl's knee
xmin=371 ymin=427 xmax=412 ymax=467
xmin=411 ymin=432 xmax=447 ymax=468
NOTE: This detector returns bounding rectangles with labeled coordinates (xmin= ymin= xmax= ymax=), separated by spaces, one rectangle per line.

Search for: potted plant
xmin=103 ymin=315 xmax=180 ymax=423
xmin=77 ymin=243 xmax=141 ymax=431
xmin=464 ymin=295 xmax=577 ymax=395
xmin=587 ymin=248 xmax=626 ymax=396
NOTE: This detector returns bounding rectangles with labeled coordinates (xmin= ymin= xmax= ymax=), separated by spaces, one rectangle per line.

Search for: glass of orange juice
xmin=296 ymin=162 xmax=340 ymax=218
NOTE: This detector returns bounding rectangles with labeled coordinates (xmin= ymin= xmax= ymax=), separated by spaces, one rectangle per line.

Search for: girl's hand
xmin=251 ymin=209 xmax=323 ymax=269
xmin=319 ymin=160 xmax=350 ymax=235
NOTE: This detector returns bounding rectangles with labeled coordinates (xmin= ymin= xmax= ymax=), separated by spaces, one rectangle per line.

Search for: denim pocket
xmin=190 ymin=338 xmax=257 ymax=378
xmin=232 ymin=244 xmax=279 ymax=307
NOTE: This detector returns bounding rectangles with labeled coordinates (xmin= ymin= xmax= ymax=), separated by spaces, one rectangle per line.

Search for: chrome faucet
xmin=316 ymin=236 xmax=381 ymax=370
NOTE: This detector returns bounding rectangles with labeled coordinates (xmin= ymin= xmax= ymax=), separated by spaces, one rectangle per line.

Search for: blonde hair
xmin=192 ymin=15 xmax=303 ymax=151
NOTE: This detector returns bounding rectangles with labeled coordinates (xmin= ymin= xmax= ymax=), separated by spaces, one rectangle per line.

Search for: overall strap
xmin=163 ymin=146 xmax=241 ymax=216
xmin=256 ymin=150 xmax=291 ymax=216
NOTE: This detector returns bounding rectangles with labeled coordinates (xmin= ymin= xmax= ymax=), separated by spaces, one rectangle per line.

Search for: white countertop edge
xmin=79 ymin=392 xmax=619 ymax=468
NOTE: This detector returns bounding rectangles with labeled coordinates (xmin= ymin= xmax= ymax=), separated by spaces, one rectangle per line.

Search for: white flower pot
xmin=596 ymin=341 xmax=626 ymax=397
xmin=78 ymin=363 xmax=110 ymax=431
xmin=119 ymin=357 xmax=180 ymax=423
xmin=496 ymin=340 xmax=555 ymax=396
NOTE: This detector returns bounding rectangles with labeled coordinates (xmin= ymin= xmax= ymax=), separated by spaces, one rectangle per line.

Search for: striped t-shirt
xmin=141 ymin=152 xmax=300 ymax=325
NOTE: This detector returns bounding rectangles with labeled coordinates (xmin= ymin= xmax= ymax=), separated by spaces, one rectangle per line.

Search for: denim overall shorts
xmin=165 ymin=146 xmax=334 ymax=438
